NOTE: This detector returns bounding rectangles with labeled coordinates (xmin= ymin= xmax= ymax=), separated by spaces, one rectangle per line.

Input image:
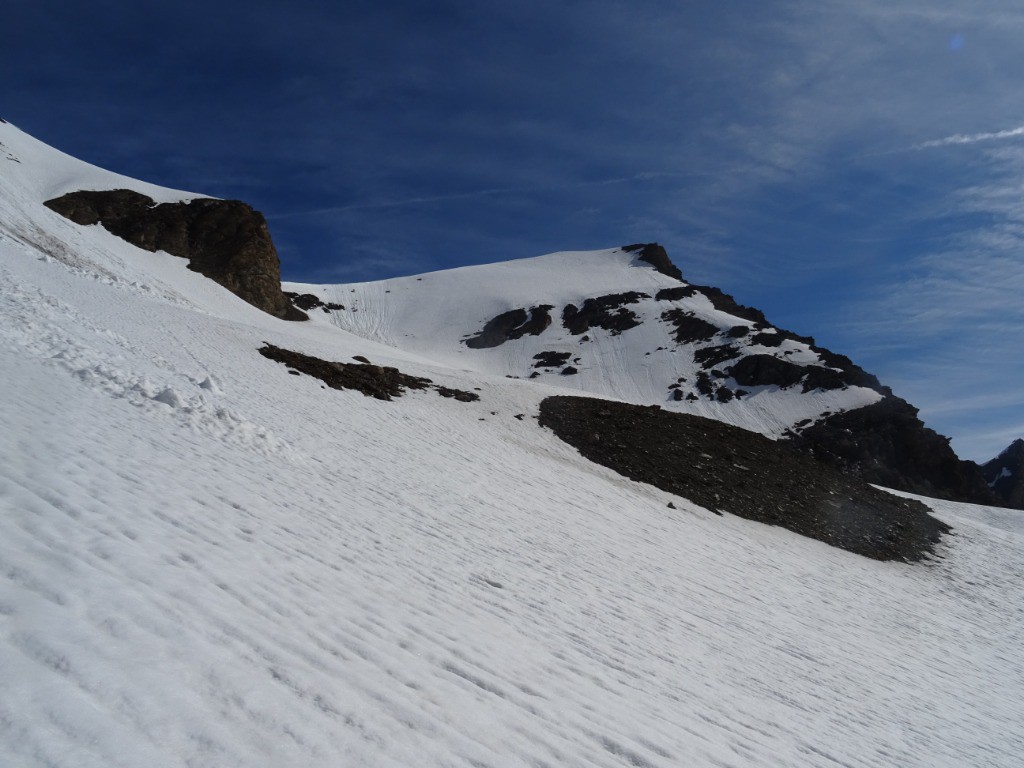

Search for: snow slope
xmin=3 ymin=120 xmax=1024 ymax=766
xmin=285 ymin=251 xmax=881 ymax=438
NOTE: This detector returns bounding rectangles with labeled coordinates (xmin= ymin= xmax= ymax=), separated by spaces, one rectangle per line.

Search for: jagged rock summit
xmin=982 ymin=439 xmax=1024 ymax=509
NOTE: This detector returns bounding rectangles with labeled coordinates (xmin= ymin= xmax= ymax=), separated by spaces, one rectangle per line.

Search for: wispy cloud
xmin=269 ymin=172 xmax=686 ymax=219
xmin=840 ymin=141 xmax=1024 ymax=460
xmin=913 ymin=124 xmax=1024 ymax=150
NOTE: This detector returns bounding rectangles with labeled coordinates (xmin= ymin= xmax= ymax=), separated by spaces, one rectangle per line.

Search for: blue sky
xmin=5 ymin=0 xmax=1023 ymax=461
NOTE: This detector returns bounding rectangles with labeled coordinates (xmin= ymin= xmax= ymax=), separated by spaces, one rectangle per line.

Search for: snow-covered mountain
xmin=286 ymin=245 xmax=881 ymax=436
xmin=3 ymin=118 xmax=1024 ymax=766
xmin=285 ymin=246 xmax=996 ymax=505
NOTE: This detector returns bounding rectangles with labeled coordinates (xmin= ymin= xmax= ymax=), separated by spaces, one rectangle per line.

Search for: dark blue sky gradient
xmin=5 ymin=1 xmax=1024 ymax=460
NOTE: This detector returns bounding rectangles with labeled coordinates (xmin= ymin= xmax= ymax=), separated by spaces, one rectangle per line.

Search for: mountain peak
xmin=1003 ymin=438 xmax=1024 ymax=456
xmin=982 ymin=438 xmax=1024 ymax=509
xmin=623 ymin=242 xmax=684 ymax=281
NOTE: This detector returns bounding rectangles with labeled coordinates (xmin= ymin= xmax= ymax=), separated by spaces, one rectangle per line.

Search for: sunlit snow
xmin=2 ymin=120 xmax=1023 ymax=767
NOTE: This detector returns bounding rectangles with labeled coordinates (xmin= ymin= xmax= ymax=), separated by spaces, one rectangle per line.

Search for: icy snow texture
xmin=2 ymin=120 xmax=1023 ymax=767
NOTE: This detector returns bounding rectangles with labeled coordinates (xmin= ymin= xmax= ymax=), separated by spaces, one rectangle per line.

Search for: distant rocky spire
xmin=981 ymin=438 xmax=1024 ymax=509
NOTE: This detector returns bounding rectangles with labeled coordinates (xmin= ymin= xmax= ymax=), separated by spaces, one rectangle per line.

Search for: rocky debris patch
xmin=787 ymin=397 xmax=999 ymax=506
xmin=538 ymin=396 xmax=950 ymax=561
xmin=655 ymin=286 xmax=699 ymax=302
xmin=45 ymin=189 xmax=306 ymax=321
xmin=434 ymin=386 xmax=480 ymax=402
xmin=695 ymin=371 xmax=716 ymax=397
xmin=283 ymin=292 xmax=344 ymax=312
xmin=689 ymin=370 xmax=736 ymax=402
xmin=716 ymin=386 xmax=735 ymax=402
xmin=561 ymin=366 xmax=579 ymax=376
xmin=464 ymin=305 xmax=554 ymax=348
xmin=749 ymin=330 xmax=786 ymax=347
xmin=694 ymin=343 xmax=741 ymax=370
xmin=661 ymin=309 xmax=719 ymax=344
xmin=747 ymin=330 xmax=885 ymax=394
xmin=259 ymin=344 xmax=479 ymax=402
xmin=725 ymin=354 xmax=851 ymax=394
xmin=730 ymin=354 xmax=808 ymax=389
xmin=562 ymin=292 xmax=648 ymax=336
xmin=810 ymin=346 xmax=886 ymax=393
xmin=533 ymin=351 xmax=572 ymax=368
xmin=981 ymin=439 xmax=1024 ymax=509
xmin=799 ymin=366 xmax=849 ymax=393
xmin=622 ymin=243 xmax=684 ymax=281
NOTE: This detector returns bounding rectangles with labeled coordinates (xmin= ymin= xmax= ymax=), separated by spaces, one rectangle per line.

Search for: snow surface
xmin=3 ymin=120 xmax=1024 ymax=767
xmin=285 ymin=253 xmax=881 ymax=439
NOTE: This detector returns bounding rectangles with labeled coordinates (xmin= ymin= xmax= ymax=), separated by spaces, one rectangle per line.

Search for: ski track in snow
xmin=2 ymin=120 xmax=1024 ymax=767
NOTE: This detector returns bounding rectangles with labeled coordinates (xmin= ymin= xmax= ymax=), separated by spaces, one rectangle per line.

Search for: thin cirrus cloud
xmin=913 ymin=124 xmax=1024 ymax=150
xmin=268 ymin=172 xmax=687 ymax=219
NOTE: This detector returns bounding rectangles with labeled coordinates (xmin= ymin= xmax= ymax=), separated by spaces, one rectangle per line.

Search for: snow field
xmin=3 ymin=239 xmax=1024 ymax=767
xmin=2 ymin=119 xmax=1023 ymax=767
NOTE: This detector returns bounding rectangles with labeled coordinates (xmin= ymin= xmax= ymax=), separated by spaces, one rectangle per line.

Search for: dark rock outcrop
xmin=284 ymin=292 xmax=344 ymax=313
xmin=622 ymin=243 xmax=684 ymax=281
xmin=660 ymin=309 xmax=719 ymax=344
xmin=45 ymin=189 xmax=305 ymax=320
xmin=694 ymin=344 xmax=741 ymax=370
xmin=688 ymin=283 xmax=768 ymax=326
xmin=787 ymin=398 xmax=999 ymax=505
xmin=730 ymin=354 xmax=808 ymax=389
xmin=981 ymin=439 xmax=1024 ymax=509
xmin=562 ymin=292 xmax=648 ymax=336
xmin=655 ymin=286 xmax=698 ymax=302
xmin=464 ymin=305 xmax=554 ymax=348
xmin=259 ymin=344 xmax=479 ymax=402
xmin=800 ymin=366 xmax=849 ymax=393
xmin=533 ymin=351 xmax=572 ymax=368
xmin=539 ymin=395 xmax=949 ymax=561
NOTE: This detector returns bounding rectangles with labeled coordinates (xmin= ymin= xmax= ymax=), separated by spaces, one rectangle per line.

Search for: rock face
xmin=981 ymin=439 xmax=1024 ymax=509
xmin=45 ymin=189 xmax=306 ymax=320
xmin=623 ymin=243 xmax=683 ymax=281
xmin=283 ymin=292 xmax=345 ymax=313
xmin=464 ymin=305 xmax=554 ymax=348
xmin=539 ymin=395 xmax=950 ymax=561
xmin=787 ymin=398 xmax=1000 ymax=506
xmin=561 ymin=292 xmax=648 ymax=336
